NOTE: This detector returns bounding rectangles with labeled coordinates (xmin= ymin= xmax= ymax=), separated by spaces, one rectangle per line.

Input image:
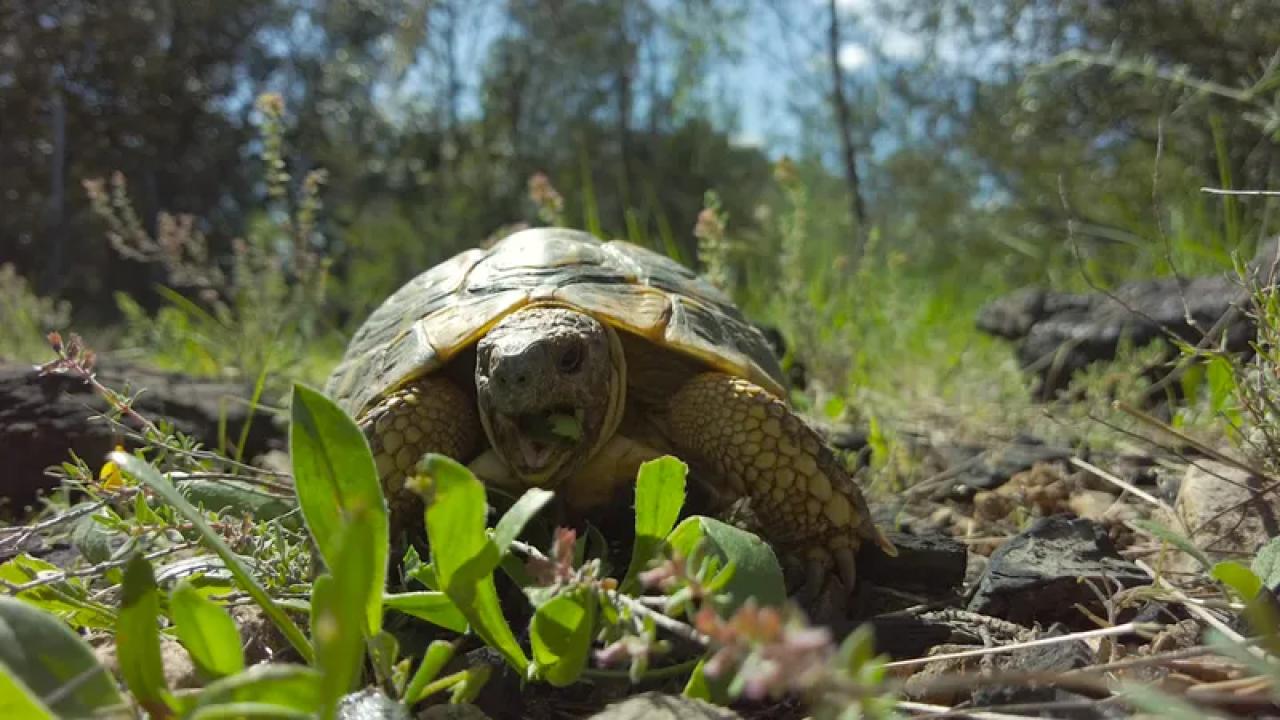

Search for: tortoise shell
xmin=325 ymin=227 xmax=787 ymax=419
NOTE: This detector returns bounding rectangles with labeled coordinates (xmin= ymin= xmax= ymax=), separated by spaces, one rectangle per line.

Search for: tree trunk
xmin=826 ymin=0 xmax=869 ymax=265
xmin=615 ymin=0 xmax=635 ymax=206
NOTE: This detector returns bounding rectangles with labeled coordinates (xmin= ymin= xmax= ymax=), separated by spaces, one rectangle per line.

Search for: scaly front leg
xmin=359 ymin=376 xmax=482 ymax=537
xmin=665 ymin=372 xmax=896 ymax=597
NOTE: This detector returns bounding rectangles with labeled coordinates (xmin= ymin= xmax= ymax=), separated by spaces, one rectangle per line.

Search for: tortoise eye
xmin=558 ymin=343 xmax=583 ymax=374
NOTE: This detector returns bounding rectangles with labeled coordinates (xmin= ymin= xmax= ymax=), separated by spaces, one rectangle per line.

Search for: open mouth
xmin=499 ymin=406 xmax=584 ymax=474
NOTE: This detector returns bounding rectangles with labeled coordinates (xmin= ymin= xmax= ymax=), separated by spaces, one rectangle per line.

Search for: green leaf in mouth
xmin=548 ymin=411 xmax=583 ymax=441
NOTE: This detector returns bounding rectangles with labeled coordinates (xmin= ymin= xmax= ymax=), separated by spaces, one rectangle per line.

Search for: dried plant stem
xmin=1070 ymin=456 xmax=1170 ymax=510
xmin=895 ymin=699 xmax=1048 ymax=720
xmin=1201 ymin=187 xmax=1280 ymax=197
xmin=0 ymin=540 xmax=198 ymax=594
xmin=885 ymin=622 xmax=1161 ymax=671
xmin=1134 ymin=558 xmax=1265 ymax=660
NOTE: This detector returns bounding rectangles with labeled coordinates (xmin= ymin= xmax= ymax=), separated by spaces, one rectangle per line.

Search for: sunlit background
xmin=3 ymin=0 xmax=1277 ymax=427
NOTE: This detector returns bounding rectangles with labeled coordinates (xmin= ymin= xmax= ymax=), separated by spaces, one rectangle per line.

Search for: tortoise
xmin=325 ymin=227 xmax=895 ymax=594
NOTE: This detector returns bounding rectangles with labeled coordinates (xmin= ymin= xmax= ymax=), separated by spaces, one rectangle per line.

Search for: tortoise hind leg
xmin=664 ymin=372 xmax=896 ymax=596
xmin=359 ymin=376 xmax=482 ymax=535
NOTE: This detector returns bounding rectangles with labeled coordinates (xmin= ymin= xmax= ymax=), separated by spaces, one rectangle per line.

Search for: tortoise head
xmin=475 ymin=304 xmax=626 ymax=487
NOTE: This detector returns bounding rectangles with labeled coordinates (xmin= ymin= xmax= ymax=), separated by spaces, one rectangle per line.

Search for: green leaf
xmin=117 ymin=554 xmax=173 ymax=716
xmin=682 ymin=657 xmax=730 ymax=705
xmin=1128 ymin=518 xmax=1213 ymax=571
xmin=71 ymin=507 xmax=121 ymax=565
xmin=1251 ymin=537 xmax=1280 ymax=590
xmin=622 ymin=456 xmax=688 ymax=592
xmin=418 ymin=453 xmax=530 ymax=673
xmin=492 ymin=487 xmax=555 ymax=554
xmin=170 ymin=581 xmax=246 ymax=681
xmin=0 ymin=553 xmax=116 ymax=630
xmin=289 ymin=383 xmax=388 ymax=637
xmin=312 ymin=521 xmax=376 ymax=717
xmin=0 ymin=665 xmax=55 ymax=719
xmin=188 ymin=702 xmax=315 ymax=719
xmin=368 ymin=631 xmax=399 ymax=692
xmin=383 ymin=592 xmax=469 ymax=633
xmin=178 ymin=477 xmax=301 ymax=528
xmin=1207 ymin=356 xmax=1238 ymax=415
xmin=450 ymin=666 xmax=491 ymax=705
xmin=667 ymin=516 xmax=785 ymax=612
xmin=192 ymin=664 xmax=322 ymax=713
xmin=837 ymin=623 xmax=879 ymax=675
xmin=112 ymin=451 xmax=314 ymax=663
xmin=0 ymin=597 xmax=124 ymax=717
xmin=1211 ymin=561 xmax=1263 ymax=602
xmin=134 ymin=489 xmax=162 ymax=525
xmin=404 ymin=640 xmax=457 ymax=705
xmin=529 ymin=589 xmax=596 ymax=686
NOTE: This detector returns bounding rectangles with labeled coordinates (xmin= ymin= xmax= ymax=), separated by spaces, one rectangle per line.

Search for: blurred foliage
xmin=2 ymin=0 xmax=1278 ymax=437
xmin=0 ymin=263 xmax=72 ymax=363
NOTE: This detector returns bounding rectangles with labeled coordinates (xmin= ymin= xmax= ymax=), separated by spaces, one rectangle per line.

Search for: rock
xmin=0 ymin=360 xmax=284 ymax=518
xmin=587 ymin=692 xmax=741 ymax=720
xmin=967 ymin=516 xmax=1148 ymax=628
xmin=858 ymin=531 xmax=968 ymax=595
xmin=336 ymin=688 xmax=413 ymax=720
xmin=1161 ymin=460 xmax=1277 ymax=576
xmin=93 ymin=633 xmax=198 ymax=690
xmin=933 ymin=441 xmax=1074 ymax=498
xmin=420 ymin=705 xmax=493 ymax=720
xmin=976 ymin=238 xmax=1280 ymax=399
xmin=861 ymin=614 xmax=964 ymax=660
xmin=230 ymin=604 xmax=297 ymax=666
xmin=970 ymin=626 xmax=1112 ymax=719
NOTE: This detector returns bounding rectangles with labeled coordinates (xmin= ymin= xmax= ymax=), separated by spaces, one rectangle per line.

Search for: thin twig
xmin=0 ymin=540 xmax=199 ymax=594
xmin=884 ymin=622 xmax=1161 ymax=670
xmin=508 ymin=539 xmax=712 ymax=647
xmin=1116 ymin=401 xmax=1277 ymax=484
xmin=1070 ymin=456 xmax=1170 ymax=511
xmin=895 ymin=700 xmax=1048 ymax=720
xmin=1134 ymin=558 xmax=1266 ymax=660
xmin=1202 ymin=187 xmax=1280 ymax=197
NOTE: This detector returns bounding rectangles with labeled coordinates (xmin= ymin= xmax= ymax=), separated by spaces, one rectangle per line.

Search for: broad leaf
xmin=188 ymin=702 xmax=315 ymax=719
xmin=170 ymin=581 xmax=246 ymax=681
xmin=492 ymin=487 xmax=555 ymax=554
xmin=192 ymin=664 xmax=322 ymax=713
xmin=0 ymin=666 xmax=55 ymax=719
xmin=383 ymin=592 xmax=468 ymax=633
xmin=116 ymin=554 xmax=173 ymax=716
xmin=112 ymin=451 xmax=314 ymax=663
xmin=289 ymin=383 xmax=388 ymax=636
xmin=178 ymin=477 xmax=301 ymax=529
xmin=418 ymin=454 xmax=529 ymax=673
xmin=0 ymin=553 xmax=116 ymax=630
xmin=312 ymin=519 xmax=377 ymax=717
xmin=71 ymin=507 xmax=122 ymax=564
xmin=682 ymin=658 xmax=730 ymax=705
xmin=622 ymin=456 xmax=688 ymax=592
xmin=667 ymin=516 xmax=785 ymax=611
xmin=1212 ymin=561 xmax=1263 ymax=602
xmin=530 ymin=589 xmax=596 ymax=687
xmin=0 ymin=596 xmax=123 ymax=717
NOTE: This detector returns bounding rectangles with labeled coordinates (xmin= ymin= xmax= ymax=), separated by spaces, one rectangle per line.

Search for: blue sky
xmin=381 ymin=0 xmax=938 ymax=159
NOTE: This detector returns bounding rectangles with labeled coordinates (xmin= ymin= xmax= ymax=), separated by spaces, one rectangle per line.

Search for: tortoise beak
xmin=492 ymin=408 xmax=583 ymax=483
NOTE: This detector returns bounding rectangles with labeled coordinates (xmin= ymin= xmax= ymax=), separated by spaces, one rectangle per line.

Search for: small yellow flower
xmin=98 ymin=446 xmax=127 ymax=490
